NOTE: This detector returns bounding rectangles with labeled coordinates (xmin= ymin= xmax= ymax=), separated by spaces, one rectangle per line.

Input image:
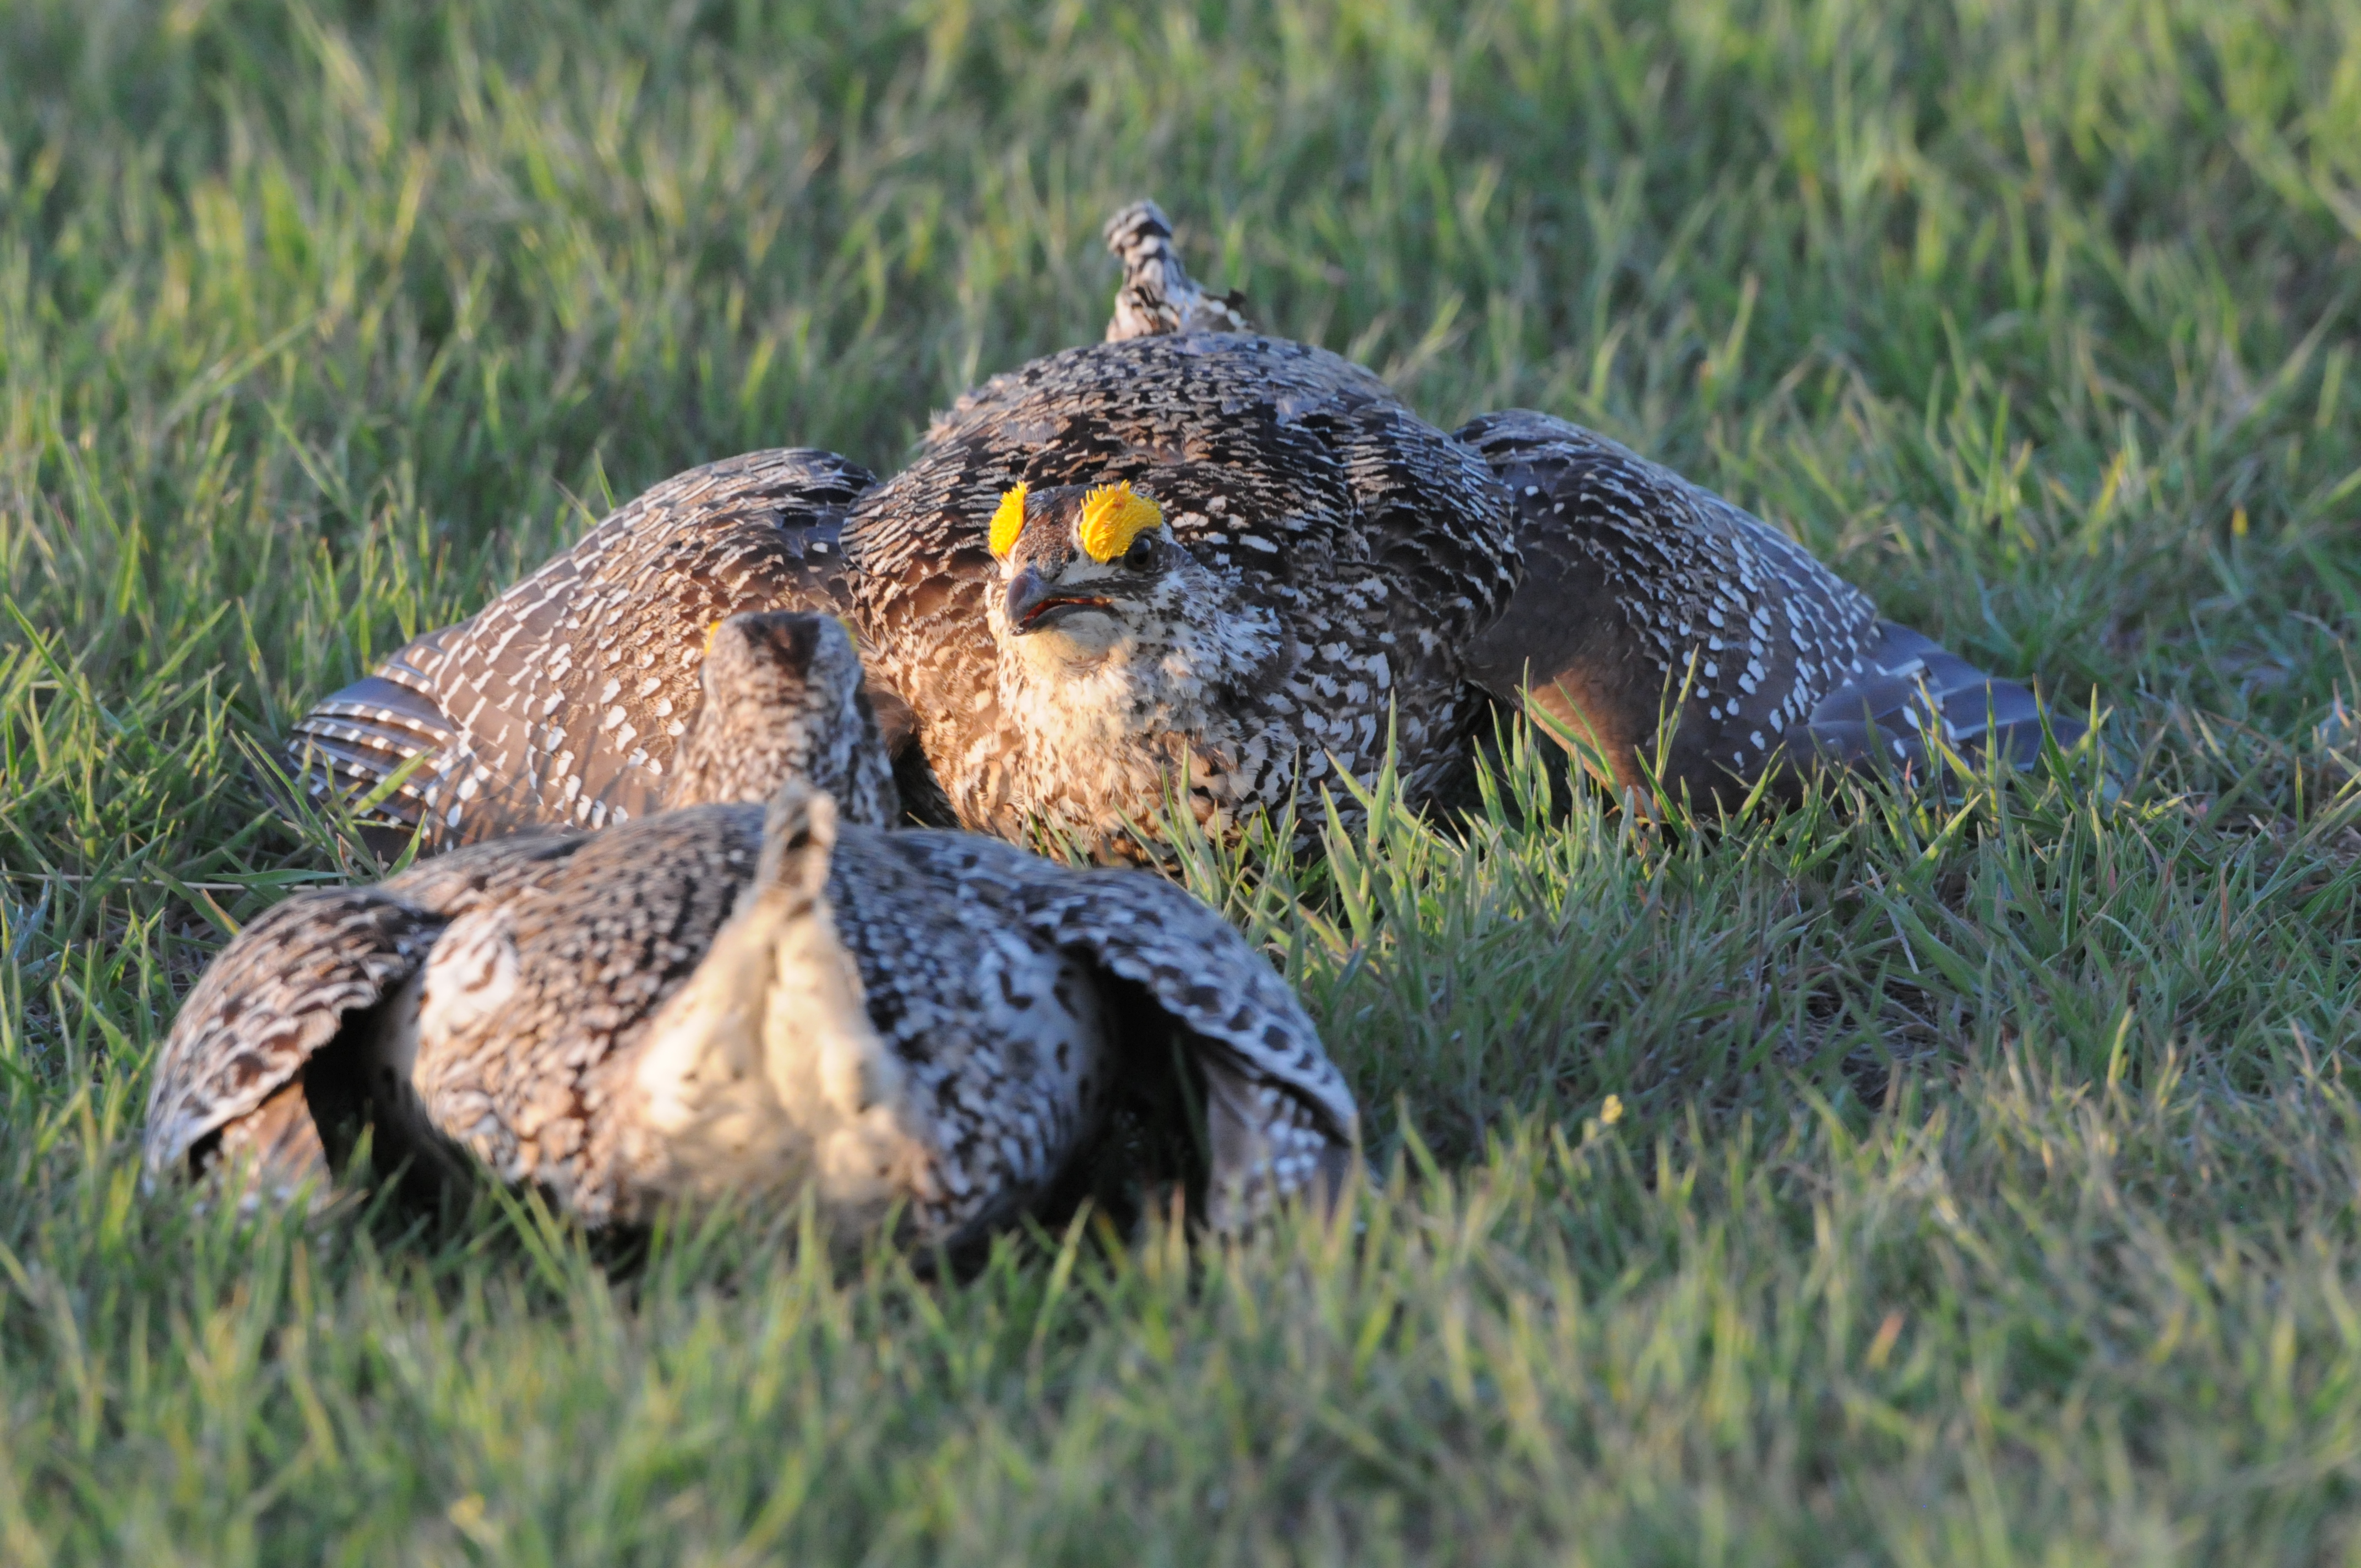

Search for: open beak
xmin=1005 ymin=567 xmax=1116 ymax=634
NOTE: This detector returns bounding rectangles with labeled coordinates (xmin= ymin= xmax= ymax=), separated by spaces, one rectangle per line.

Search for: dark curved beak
xmin=1005 ymin=567 xmax=1116 ymax=634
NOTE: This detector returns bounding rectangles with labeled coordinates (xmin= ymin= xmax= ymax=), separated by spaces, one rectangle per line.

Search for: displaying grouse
xmin=286 ymin=200 xmax=2079 ymax=857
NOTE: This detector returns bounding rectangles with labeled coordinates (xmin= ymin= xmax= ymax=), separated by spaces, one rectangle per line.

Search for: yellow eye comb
xmin=988 ymin=482 xmax=1030 ymax=557
xmin=1076 ymin=482 xmax=1163 ymax=563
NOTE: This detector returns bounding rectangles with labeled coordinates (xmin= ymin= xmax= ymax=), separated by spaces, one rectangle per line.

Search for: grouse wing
xmin=1454 ymin=410 xmax=2072 ymax=801
xmin=287 ymin=449 xmax=878 ymax=853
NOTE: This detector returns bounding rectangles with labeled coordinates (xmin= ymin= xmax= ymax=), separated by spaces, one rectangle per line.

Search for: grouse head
xmin=988 ymin=480 xmax=1184 ymax=641
xmin=983 ymin=477 xmax=1282 ymax=757
xmin=667 ymin=610 xmax=900 ymax=824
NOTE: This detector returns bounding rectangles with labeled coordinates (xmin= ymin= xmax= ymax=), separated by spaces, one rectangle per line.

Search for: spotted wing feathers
xmin=1457 ymin=410 xmax=2071 ymax=795
xmin=143 ymin=889 xmax=438 ymax=1179
xmin=996 ymin=854 xmax=1359 ymax=1226
xmin=380 ymin=829 xmax=591 ymax=918
xmin=289 ymin=448 xmax=877 ymax=852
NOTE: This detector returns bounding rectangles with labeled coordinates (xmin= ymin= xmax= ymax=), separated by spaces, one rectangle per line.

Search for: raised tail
xmin=1102 ymin=199 xmax=1253 ymax=342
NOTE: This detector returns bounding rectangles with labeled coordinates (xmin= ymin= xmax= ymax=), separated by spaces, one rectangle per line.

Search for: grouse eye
xmin=1122 ymin=531 xmax=1165 ymax=571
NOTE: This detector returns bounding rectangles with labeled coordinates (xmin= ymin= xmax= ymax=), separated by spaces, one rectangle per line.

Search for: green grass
xmin=5 ymin=0 xmax=2361 ymax=1559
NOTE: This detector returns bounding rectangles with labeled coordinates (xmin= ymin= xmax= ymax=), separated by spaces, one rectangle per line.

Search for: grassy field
xmin=4 ymin=0 xmax=2361 ymax=1560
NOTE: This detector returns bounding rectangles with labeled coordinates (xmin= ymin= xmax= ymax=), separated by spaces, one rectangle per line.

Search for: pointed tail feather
xmin=1102 ymin=199 xmax=1252 ymax=341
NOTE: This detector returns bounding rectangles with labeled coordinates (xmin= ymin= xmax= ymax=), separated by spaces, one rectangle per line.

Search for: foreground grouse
xmin=150 ymin=613 xmax=1358 ymax=1242
xmin=290 ymin=200 xmax=2079 ymax=858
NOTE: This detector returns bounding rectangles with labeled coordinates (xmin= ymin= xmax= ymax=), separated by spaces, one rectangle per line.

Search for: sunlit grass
xmin=4 ymin=0 xmax=2360 ymax=1560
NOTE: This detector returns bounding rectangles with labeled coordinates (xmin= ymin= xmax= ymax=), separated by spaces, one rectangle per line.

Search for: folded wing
xmin=1806 ymin=619 xmax=2068 ymax=773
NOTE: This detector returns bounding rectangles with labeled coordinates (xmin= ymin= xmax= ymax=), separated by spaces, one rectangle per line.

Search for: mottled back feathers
xmin=144 ymin=889 xmax=442 ymax=1179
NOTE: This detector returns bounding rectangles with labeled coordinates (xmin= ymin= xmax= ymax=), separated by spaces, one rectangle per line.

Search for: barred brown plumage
xmin=667 ymin=611 xmax=900 ymax=823
xmin=155 ymin=614 xmax=1359 ymax=1239
xmin=289 ymin=199 xmax=2080 ymax=860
